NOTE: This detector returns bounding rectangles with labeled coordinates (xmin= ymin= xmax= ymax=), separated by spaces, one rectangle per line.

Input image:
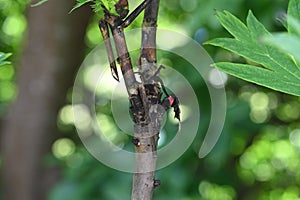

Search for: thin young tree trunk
xmin=131 ymin=0 xmax=160 ymax=199
xmin=98 ymin=1 xmax=161 ymax=199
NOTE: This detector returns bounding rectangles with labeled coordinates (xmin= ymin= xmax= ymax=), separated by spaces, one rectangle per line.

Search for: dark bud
xmin=153 ymin=179 xmax=161 ymax=188
xmin=132 ymin=138 xmax=140 ymax=146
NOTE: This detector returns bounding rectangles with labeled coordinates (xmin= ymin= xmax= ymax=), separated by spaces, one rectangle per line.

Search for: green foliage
xmin=0 ymin=52 xmax=11 ymax=67
xmin=206 ymin=0 xmax=300 ymax=97
xmin=70 ymin=0 xmax=118 ymax=15
xmin=264 ymin=0 xmax=300 ymax=67
xmin=287 ymin=0 xmax=300 ymax=35
xmin=33 ymin=0 xmax=119 ymax=15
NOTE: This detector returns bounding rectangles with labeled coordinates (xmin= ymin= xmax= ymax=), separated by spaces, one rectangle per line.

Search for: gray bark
xmin=131 ymin=1 xmax=160 ymax=199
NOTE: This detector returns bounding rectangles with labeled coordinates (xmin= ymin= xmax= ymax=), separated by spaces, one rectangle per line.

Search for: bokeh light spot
xmin=276 ymin=102 xmax=300 ymax=122
xmin=85 ymin=21 xmax=101 ymax=47
xmin=267 ymin=92 xmax=278 ymax=109
xmin=96 ymin=113 xmax=119 ymax=141
xmin=194 ymin=28 xmax=208 ymax=44
xmin=198 ymin=181 xmax=236 ymax=200
xmin=282 ymin=186 xmax=299 ymax=200
xmin=250 ymin=109 xmax=269 ymax=123
xmin=250 ymin=92 xmax=269 ymax=110
xmin=289 ymin=129 xmax=300 ymax=147
xmin=52 ymin=138 xmax=76 ymax=159
xmin=249 ymin=92 xmax=270 ymax=123
xmin=273 ymin=140 xmax=294 ymax=160
xmin=2 ymin=14 xmax=26 ymax=37
xmin=73 ymin=104 xmax=92 ymax=133
xmin=59 ymin=105 xmax=74 ymax=125
xmin=179 ymin=0 xmax=197 ymax=12
xmin=283 ymin=103 xmax=300 ymax=119
xmin=253 ymin=162 xmax=273 ymax=181
xmin=240 ymin=151 xmax=258 ymax=170
xmin=0 ymin=65 xmax=14 ymax=80
xmin=0 ymin=81 xmax=16 ymax=101
xmin=208 ymin=68 xmax=228 ymax=88
xmin=237 ymin=167 xmax=255 ymax=185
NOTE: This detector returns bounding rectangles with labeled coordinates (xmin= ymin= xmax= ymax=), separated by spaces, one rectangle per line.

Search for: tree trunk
xmin=1 ymin=1 xmax=91 ymax=200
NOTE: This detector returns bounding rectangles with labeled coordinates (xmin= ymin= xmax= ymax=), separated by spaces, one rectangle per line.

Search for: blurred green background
xmin=1 ymin=0 xmax=300 ymax=200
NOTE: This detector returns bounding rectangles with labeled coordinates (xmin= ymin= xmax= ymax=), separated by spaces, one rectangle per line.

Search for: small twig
xmin=123 ymin=0 xmax=152 ymax=28
xmin=99 ymin=20 xmax=119 ymax=81
xmin=102 ymin=13 xmax=137 ymax=94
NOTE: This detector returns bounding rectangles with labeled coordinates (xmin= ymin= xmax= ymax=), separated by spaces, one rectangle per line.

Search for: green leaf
xmin=215 ymin=10 xmax=251 ymax=41
xmin=287 ymin=17 xmax=300 ymax=37
xmin=70 ymin=0 xmax=118 ymax=15
xmin=101 ymin=0 xmax=119 ymax=15
xmin=0 ymin=52 xmax=12 ymax=67
xmin=31 ymin=0 xmax=48 ymax=7
xmin=215 ymin=63 xmax=300 ymax=96
xmin=276 ymin=17 xmax=288 ymax=30
xmin=91 ymin=1 xmax=103 ymax=13
xmin=70 ymin=0 xmax=94 ymax=13
xmin=247 ymin=10 xmax=271 ymax=40
xmin=265 ymin=33 xmax=300 ymax=66
xmin=287 ymin=0 xmax=300 ymax=34
xmin=206 ymin=10 xmax=300 ymax=96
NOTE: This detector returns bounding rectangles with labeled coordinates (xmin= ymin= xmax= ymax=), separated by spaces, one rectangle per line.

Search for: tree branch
xmin=140 ymin=0 xmax=159 ymax=62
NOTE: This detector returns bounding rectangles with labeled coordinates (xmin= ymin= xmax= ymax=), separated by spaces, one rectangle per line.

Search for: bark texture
xmin=98 ymin=1 xmax=161 ymax=199
xmin=131 ymin=0 xmax=160 ymax=199
xmin=1 ymin=1 xmax=91 ymax=200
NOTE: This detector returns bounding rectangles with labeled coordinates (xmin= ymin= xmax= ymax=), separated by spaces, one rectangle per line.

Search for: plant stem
xmin=100 ymin=1 xmax=161 ymax=199
xmin=131 ymin=1 xmax=160 ymax=200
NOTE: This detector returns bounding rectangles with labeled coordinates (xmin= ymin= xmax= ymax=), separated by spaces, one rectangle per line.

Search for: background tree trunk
xmin=1 ymin=1 xmax=91 ymax=200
